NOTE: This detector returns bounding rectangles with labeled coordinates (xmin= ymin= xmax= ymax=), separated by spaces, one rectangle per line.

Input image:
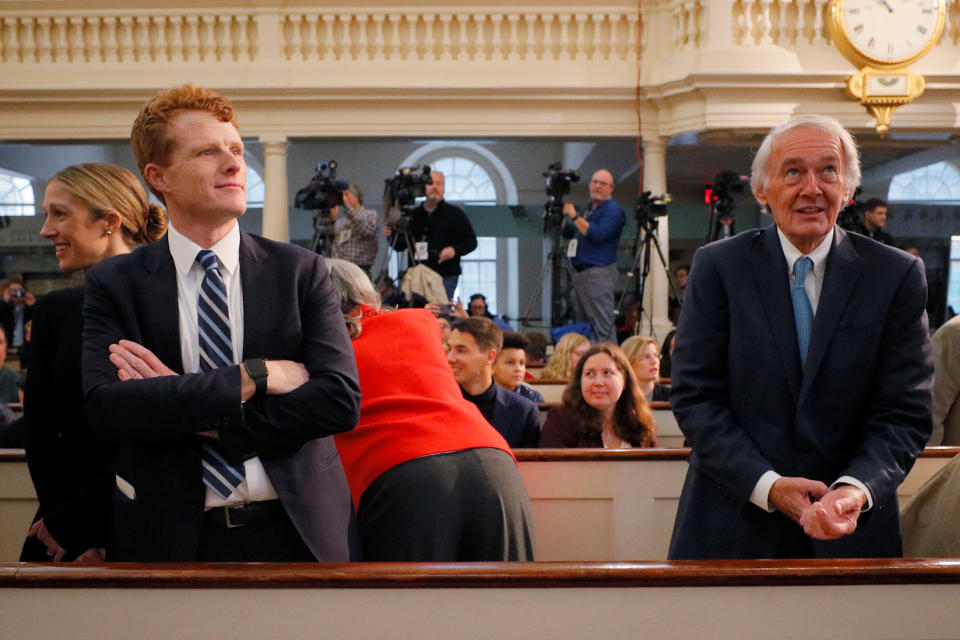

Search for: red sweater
xmin=334 ymin=307 xmax=513 ymax=509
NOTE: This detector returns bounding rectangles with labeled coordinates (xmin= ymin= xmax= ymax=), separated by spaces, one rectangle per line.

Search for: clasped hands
xmin=108 ymin=339 xmax=309 ymax=399
xmin=769 ymin=476 xmax=866 ymax=541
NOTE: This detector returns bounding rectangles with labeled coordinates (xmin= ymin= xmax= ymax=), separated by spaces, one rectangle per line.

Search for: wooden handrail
xmin=3 ymin=558 xmax=960 ymax=589
xmin=515 ymin=448 xmax=691 ymax=461
xmin=4 ymin=447 xmax=958 ymax=463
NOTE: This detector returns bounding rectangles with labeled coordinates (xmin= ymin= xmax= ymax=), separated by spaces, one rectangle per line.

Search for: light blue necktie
xmin=196 ymin=249 xmax=245 ymax=499
xmin=791 ymin=256 xmax=814 ymax=367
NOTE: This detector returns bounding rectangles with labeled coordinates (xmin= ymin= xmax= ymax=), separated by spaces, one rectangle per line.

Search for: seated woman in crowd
xmin=620 ymin=335 xmax=671 ymax=402
xmin=540 ymin=331 xmax=590 ymax=381
xmin=22 ymin=162 xmax=166 ymax=562
xmin=540 ymin=343 xmax=657 ymax=449
xmin=326 ymin=259 xmax=535 ymax=561
xmin=493 ymin=331 xmax=544 ymax=403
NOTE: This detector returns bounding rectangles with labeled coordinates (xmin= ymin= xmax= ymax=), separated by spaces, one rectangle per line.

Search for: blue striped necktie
xmin=791 ymin=256 xmax=814 ymax=367
xmin=196 ymin=249 xmax=245 ymax=499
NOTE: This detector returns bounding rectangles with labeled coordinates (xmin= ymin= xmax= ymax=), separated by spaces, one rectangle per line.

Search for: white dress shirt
xmin=749 ymin=226 xmax=873 ymax=513
xmin=167 ymin=222 xmax=278 ymax=508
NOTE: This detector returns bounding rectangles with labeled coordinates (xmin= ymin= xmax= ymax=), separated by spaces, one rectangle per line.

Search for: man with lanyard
xmin=561 ymin=169 xmax=625 ymax=342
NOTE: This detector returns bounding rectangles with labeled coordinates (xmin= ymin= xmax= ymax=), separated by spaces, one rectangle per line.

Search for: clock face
xmin=836 ymin=0 xmax=945 ymax=67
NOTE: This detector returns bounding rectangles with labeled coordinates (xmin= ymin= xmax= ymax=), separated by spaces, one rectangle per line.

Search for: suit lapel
xmin=239 ymin=232 xmax=270 ymax=360
xmin=798 ymin=226 xmax=861 ymax=405
xmin=750 ymin=225 xmax=802 ymax=405
xmin=141 ymin=236 xmax=185 ymax=374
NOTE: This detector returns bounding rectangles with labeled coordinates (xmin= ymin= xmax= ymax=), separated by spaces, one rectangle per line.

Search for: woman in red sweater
xmin=327 ymin=259 xmax=535 ymax=561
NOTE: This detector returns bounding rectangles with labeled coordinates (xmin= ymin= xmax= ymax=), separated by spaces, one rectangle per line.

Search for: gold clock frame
xmin=828 ymin=0 xmax=945 ymax=134
xmin=828 ymin=0 xmax=946 ymax=70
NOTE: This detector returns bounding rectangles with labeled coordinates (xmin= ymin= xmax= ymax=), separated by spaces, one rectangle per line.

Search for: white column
xmin=641 ymin=134 xmax=673 ymax=339
xmin=260 ymin=135 xmax=289 ymax=242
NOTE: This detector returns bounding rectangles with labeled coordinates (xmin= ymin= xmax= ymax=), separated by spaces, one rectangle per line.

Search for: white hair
xmin=750 ymin=114 xmax=861 ymax=205
xmin=326 ymin=258 xmax=381 ymax=338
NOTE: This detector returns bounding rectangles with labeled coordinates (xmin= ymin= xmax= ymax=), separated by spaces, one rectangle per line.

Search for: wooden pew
xmin=529 ymin=379 xmax=565 ymax=403
xmin=2 ymin=448 xmax=957 ymax=563
xmin=1 ymin=560 xmax=960 ymax=639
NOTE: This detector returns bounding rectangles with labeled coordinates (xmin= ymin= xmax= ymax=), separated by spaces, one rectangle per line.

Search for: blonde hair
xmin=51 ymin=163 xmax=167 ymax=245
xmin=541 ymin=332 xmax=590 ymax=381
xmin=620 ymin=335 xmax=659 ymax=367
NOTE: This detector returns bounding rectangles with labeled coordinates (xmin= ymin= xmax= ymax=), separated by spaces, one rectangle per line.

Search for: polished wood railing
xmin=3 ymin=558 xmax=960 ymax=588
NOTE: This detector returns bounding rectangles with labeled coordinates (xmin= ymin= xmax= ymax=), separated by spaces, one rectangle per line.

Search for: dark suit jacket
xmin=82 ymin=232 xmax=362 ymax=562
xmin=490 ymin=384 xmax=540 ymax=448
xmin=668 ymin=224 xmax=932 ymax=559
xmin=22 ymin=287 xmax=113 ymax=560
xmin=463 ymin=382 xmax=540 ymax=448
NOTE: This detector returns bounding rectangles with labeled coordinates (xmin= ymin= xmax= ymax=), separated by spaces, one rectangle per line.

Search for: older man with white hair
xmin=668 ymin=114 xmax=933 ymax=559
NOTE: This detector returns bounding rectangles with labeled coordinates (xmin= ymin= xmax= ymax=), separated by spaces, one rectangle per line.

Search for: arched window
xmin=246 ymin=164 xmax=265 ymax=207
xmin=393 ymin=143 xmax=519 ymax=313
xmin=0 ymin=167 xmax=35 ymax=216
xmin=430 ymin=157 xmax=496 ymax=205
xmin=888 ymin=161 xmax=960 ymax=201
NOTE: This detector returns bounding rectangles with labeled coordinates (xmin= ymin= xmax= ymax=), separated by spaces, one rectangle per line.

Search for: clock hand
xmin=877 ymin=0 xmax=894 ymax=12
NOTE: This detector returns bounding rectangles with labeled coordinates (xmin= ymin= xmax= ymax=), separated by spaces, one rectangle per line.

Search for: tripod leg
xmin=520 ymin=250 xmax=565 ymax=330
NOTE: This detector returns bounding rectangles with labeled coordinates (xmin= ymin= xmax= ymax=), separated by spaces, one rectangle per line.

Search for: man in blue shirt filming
xmin=561 ymin=169 xmax=625 ymax=342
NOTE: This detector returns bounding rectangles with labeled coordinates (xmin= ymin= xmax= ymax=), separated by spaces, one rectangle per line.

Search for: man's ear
xmin=753 ymin=183 xmax=768 ymax=209
xmin=143 ymin=163 xmax=168 ymax=197
xmin=487 ymin=349 xmax=499 ymax=366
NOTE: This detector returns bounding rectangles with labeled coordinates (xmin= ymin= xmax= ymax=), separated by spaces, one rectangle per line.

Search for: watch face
xmin=839 ymin=0 xmax=944 ymax=66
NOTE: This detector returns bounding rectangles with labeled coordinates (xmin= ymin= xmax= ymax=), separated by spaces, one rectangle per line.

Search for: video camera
xmin=837 ymin=187 xmax=868 ymax=234
xmin=705 ymin=170 xmax=750 ymax=243
xmin=711 ymin=171 xmax=750 ymax=217
xmin=542 ymin=162 xmax=580 ymax=231
xmin=294 ymin=160 xmax=348 ymax=214
xmin=635 ymin=191 xmax=670 ymax=226
xmin=382 ymin=165 xmax=433 ymax=232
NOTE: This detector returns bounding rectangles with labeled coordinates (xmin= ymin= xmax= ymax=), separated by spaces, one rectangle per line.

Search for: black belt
xmin=573 ymin=263 xmax=595 ymax=272
xmin=203 ymin=500 xmax=287 ymax=530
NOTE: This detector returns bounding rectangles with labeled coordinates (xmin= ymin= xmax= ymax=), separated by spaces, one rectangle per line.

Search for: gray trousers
xmin=357 ymin=448 xmax=536 ymax=561
xmin=572 ymin=263 xmax=618 ymax=342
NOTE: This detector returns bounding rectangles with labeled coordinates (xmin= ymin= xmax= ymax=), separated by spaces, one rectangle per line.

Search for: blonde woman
xmin=540 ymin=332 xmax=590 ymax=381
xmin=620 ymin=335 xmax=671 ymax=402
xmin=22 ymin=163 xmax=166 ymax=562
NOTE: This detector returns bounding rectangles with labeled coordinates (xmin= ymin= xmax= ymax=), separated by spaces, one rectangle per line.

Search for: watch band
xmin=243 ymin=358 xmax=268 ymax=396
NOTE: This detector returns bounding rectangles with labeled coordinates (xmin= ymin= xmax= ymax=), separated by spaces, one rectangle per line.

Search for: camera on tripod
xmin=294 ymin=160 xmax=349 ymax=255
xmin=706 ymin=170 xmax=750 ymax=243
xmin=294 ymin=160 xmax=348 ymax=215
xmin=542 ymin=162 xmax=580 ymax=230
xmin=383 ymin=164 xmax=433 ymax=233
xmin=635 ymin=191 xmax=670 ymax=226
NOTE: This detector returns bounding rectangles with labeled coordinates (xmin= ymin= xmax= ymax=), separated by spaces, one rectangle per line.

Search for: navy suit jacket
xmin=82 ymin=231 xmax=362 ymax=561
xmin=464 ymin=383 xmax=540 ymax=448
xmin=668 ymin=224 xmax=932 ymax=559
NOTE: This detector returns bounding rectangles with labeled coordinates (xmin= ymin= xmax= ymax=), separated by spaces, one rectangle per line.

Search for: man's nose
xmin=799 ymin=171 xmax=822 ymax=195
xmin=224 ymin=153 xmax=243 ymax=174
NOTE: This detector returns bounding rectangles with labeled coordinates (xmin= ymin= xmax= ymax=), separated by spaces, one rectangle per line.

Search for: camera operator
xmin=561 ymin=169 xmax=625 ymax=342
xmin=385 ymin=171 xmax=477 ymax=300
xmin=331 ymin=183 xmax=379 ymax=276
xmin=0 ymin=278 xmax=35 ymax=355
xmin=862 ymin=198 xmax=895 ymax=247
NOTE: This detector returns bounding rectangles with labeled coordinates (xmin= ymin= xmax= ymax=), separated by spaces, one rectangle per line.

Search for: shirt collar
xmin=167 ymin=221 xmax=241 ymax=277
xmin=776 ymin=225 xmax=834 ymax=277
